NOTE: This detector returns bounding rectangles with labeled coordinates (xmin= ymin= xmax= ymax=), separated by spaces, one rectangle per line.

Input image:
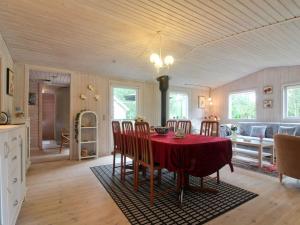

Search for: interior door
xmin=42 ymin=93 xmax=55 ymax=140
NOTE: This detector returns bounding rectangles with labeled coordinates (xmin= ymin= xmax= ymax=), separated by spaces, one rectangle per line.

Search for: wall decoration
xmin=28 ymin=93 xmax=37 ymax=105
xmin=94 ymin=95 xmax=100 ymax=101
xmin=80 ymin=94 xmax=87 ymax=100
xmin=87 ymin=84 xmax=95 ymax=92
xmin=6 ymin=68 xmax=14 ymax=96
xmin=263 ymin=100 xmax=273 ymax=108
xmin=263 ymin=86 xmax=273 ymax=94
xmin=198 ymin=96 xmax=206 ymax=108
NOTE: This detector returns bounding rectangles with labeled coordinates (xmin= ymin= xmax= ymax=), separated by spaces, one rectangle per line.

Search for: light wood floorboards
xmin=17 ymin=156 xmax=300 ymax=225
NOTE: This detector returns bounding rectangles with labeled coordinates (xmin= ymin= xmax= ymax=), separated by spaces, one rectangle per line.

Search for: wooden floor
xmin=17 ymin=156 xmax=300 ymax=225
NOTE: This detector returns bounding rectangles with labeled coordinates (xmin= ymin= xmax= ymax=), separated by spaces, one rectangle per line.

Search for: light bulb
xmin=154 ymin=57 xmax=163 ymax=68
xmin=164 ymin=55 xmax=174 ymax=65
xmin=208 ymin=97 xmax=212 ymax=102
xmin=150 ymin=53 xmax=160 ymax=64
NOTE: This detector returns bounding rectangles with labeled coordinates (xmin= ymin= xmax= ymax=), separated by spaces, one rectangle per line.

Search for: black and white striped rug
xmin=91 ymin=164 xmax=258 ymax=225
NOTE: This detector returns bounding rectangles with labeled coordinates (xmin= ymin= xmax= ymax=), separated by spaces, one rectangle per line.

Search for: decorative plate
xmin=0 ymin=112 xmax=8 ymax=125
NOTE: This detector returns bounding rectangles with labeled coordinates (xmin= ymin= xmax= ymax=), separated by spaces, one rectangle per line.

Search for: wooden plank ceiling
xmin=1 ymin=0 xmax=300 ymax=87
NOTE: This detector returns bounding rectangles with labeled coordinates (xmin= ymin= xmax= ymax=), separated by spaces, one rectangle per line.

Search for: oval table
xmin=150 ymin=133 xmax=234 ymax=202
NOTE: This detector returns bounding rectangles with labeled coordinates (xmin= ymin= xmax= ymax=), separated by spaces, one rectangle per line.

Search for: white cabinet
xmin=0 ymin=125 xmax=26 ymax=225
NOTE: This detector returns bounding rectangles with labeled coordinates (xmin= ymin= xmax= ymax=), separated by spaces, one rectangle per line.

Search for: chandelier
xmin=149 ymin=31 xmax=174 ymax=72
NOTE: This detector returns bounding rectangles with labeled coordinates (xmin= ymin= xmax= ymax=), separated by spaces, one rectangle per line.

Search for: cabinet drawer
xmin=8 ymin=150 xmax=20 ymax=176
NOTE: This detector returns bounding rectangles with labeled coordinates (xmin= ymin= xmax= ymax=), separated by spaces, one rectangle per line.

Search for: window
xmin=169 ymin=92 xmax=189 ymax=119
xmin=112 ymin=87 xmax=138 ymax=120
xmin=283 ymin=84 xmax=300 ymax=119
xmin=229 ymin=91 xmax=256 ymax=119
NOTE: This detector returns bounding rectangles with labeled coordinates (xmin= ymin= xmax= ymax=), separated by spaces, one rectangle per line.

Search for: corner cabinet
xmin=75 ymin=111 xmax=99 ymax=160
xmin=0 ymin=125 xmax=27 ymax=225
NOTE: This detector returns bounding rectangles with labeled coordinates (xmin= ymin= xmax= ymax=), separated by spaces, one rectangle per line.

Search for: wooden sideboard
xmin=0 ymin=125 xmax=27 ymax=225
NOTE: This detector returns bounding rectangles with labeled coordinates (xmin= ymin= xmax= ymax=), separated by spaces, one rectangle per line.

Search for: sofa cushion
xmin=250 ymin=126 xmax=267 ymax=138
xmin=278 ymin=126 xmax=297 ymax=136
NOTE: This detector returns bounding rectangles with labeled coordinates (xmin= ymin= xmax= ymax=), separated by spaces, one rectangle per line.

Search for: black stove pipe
xmin=156 ymin=75 xmax=169 ymax=127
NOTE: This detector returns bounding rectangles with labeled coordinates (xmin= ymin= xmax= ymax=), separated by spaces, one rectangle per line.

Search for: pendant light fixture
xmin=149 ymin=31 xmax=174 ymax=73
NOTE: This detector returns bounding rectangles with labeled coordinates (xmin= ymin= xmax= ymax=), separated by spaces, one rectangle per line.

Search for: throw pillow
xmin=278 ymin=126 xmax=297 ymax=136
xmin=250 ymin=126 xmax=267 ymax=138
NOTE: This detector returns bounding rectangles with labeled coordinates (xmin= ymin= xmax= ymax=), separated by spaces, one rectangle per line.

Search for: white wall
xmin=0 ymin=33 xmax=14 ymax=115
xmin=212 ymin=66 xmax=300 ymax=123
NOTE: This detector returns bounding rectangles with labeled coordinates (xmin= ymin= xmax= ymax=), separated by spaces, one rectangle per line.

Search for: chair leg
xmin=217 ymin=170 xmax=220 ymax=184
xmin=134 ymin=161 xmax=139 ymax=191
xmin=122 ymin=156 xmax=126 ymax=182
xmin=120 ymin=153 xmax=124 ymax=180
xmin=279 ymin=173 xmax=283 ymax=183
xmin=60 ymin=140 xmax=63 ymax=153
xmin=157 ymin=169 xmax=161 ymax=185
xmin=112 ymin=151 xmax=116 ymax=176
xmin=150 ymin=168 xmax=154 ymax=207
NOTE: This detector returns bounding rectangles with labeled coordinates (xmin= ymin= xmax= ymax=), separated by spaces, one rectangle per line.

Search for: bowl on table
xmin=154 ymin=127 xmax=169 ymax=135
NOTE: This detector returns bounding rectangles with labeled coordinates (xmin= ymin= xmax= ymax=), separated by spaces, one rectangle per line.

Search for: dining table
xmin=150 ymin=132 xmax=234 ymax=202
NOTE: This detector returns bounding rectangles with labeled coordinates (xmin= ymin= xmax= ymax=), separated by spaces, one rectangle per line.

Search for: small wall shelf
xmin=75 ymin=111 xmax=98 ymax=160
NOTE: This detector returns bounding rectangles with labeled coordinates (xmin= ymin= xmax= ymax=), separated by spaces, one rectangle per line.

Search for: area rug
xmin=91 ymin=164 xmax=258 ymax=225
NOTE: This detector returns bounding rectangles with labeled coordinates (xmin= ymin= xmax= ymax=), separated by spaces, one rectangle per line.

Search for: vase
xmin=231 ymin=131 xmax=237 ymax=139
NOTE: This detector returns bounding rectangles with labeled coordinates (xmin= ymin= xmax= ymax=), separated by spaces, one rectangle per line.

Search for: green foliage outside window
xmin=169 ymin=92 xmax=188 ymax=119
xmin=287 ymin=86 xmax=300 ymax=118
xmin=113 ymin=87 xmax=137 ymax=119
xmin=229 ymin=91 xmax=256 ymax=119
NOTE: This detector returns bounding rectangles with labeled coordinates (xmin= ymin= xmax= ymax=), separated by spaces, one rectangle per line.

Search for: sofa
xmin=220 ymin=122 xmax=300 ymax=139
xmin=220 ymin=122 xmax=300 ymax=163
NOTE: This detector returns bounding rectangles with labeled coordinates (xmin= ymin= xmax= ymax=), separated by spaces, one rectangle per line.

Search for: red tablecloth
xmin=151 ymin=133 xmax=233 ymax=177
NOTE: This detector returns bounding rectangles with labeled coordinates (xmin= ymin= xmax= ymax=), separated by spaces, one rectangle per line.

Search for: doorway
xmin=28 ymin=70 xmax=71 ymax=163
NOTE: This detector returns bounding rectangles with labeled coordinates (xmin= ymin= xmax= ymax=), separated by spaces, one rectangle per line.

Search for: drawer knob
xmin=13 ymin=177 xmax=18 ymax=183
xmin=13 ymin=200 xmax=18 ymax=207
xmin=12 ymin=155 xmax=17 ymax=161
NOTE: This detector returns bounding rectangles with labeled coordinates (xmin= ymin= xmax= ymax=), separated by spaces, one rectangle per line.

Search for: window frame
xmin=168 ymin=89 xmax=190 ymax=120
xmin=228 ymin=89 xmax=257 ymax=121
xmin=282 ymin=83 xmax=300 ymax=120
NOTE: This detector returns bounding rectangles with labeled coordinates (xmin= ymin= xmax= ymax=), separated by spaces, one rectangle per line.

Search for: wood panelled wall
xmin=0 ymin=33 xmax=14 ymax=115
xmin=212 ymin=66 xmax=300 ymax=123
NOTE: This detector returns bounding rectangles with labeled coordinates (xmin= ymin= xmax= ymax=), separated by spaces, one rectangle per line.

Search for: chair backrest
xmin=112 ymin=121 xmax=122 ymax=153
xmin=200 ymin=121 xmax=219 ymax=137
xmin=122 ymin=121 xmax=136 ymax=158
xmin=177 ymin=120 xmax=192 ymax=134
xmin=274 ymin=134 xmax=300 ymax=179
xmin=135 ymin=122 xmax=153 ymax=166
xmin=166 ymin=120 xmax=177 ymax=132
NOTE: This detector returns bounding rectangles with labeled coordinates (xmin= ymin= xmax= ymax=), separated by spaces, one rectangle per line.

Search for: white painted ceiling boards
xmin=1 ymin=0 xmax=300 ymax=87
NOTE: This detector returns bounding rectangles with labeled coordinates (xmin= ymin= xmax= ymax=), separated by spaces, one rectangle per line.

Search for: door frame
xmin=24 ymin=64 xmax=72 ymax=159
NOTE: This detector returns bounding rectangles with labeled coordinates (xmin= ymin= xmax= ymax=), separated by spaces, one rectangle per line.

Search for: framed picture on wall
xmin=198 ymin=96 xmax=206 ymax=108
xmin=263 ymin=100 xmax=273 ymax=108
xmin=6 ymin=68 xmax=14 ymax=96
xmin=263 ymin=86 xmax=273 ymax=95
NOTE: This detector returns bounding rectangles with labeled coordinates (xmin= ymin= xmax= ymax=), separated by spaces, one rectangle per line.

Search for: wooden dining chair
xmin=200 ymin=121 xmax=219 ymax=137
xmin=112 ymin=121 xmax=123 ymax=177
xmin=166 ymin=120 xmax=177 ymax=132
xmin=60 ymin=128 xmax=70 ymax=153
xmin=121 ymin=121 xmax=136 ymax=182
xmin=200 ymin=120 xmax=220 ymax=185
xmin=134 ymin=122 xmax=162 ymax=206
xmin=177 ymin=120 xmax=192 ymax=134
